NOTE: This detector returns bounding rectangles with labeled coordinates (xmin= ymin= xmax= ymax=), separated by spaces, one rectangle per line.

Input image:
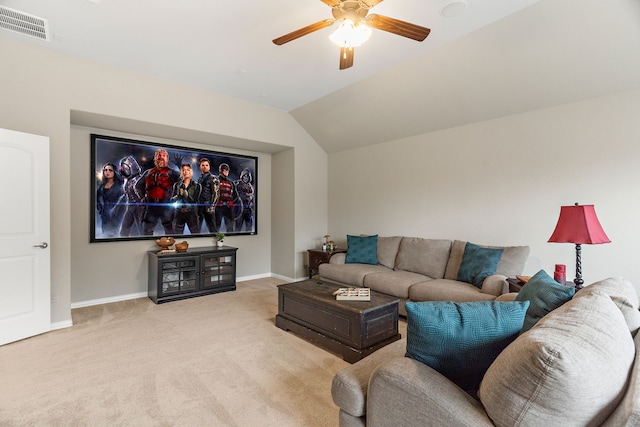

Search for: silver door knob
xmin=33 ymin=242 xmax=48 ymax=249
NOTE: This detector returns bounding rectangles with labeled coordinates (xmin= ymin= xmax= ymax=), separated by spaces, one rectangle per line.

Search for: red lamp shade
xmin=548 ymin=204 xmax=611 ymax=244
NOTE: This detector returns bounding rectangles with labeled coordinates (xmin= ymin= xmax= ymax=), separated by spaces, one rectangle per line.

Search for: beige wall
xmin=271 ymin=149 xmax=296 ymax=279
xmin=69 ymin=126 xmax=274 ymax=303
xmin=1 ymin=37 xmax=327 ymax=324
xmin=328 ymin=89 xmax=640 ymax=292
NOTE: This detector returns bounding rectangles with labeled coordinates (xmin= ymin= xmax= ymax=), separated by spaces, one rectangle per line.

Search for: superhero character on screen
xmin=234 ymin=168 xmax=254 ymax=232
xmin=171 ymin=164 xmax=201 ymax=234
xmin=213 ymin=163 xmax=241 ymax=233
xmin=196 ymin=157 xmax=218 ymax=233
xmin=96 ymin=163 xmax=125 ymax=237
xmin=137 ymin=148 xmax=181 ymax=235
xmin=118 ymin=155 xmax=145 ymax=236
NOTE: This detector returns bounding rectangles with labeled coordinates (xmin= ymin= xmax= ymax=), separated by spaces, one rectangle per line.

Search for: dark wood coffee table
xmin=276 ymin=279 xmax=400 ymax=363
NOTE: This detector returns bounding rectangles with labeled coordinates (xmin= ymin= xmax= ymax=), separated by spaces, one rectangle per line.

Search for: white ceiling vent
xmin=0 ymin=6 xmax=50 ymax=41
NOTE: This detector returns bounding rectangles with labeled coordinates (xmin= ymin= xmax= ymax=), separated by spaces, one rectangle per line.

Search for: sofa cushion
xmin=456 ymin=243 xmax=503 ymax=288
xmin=479 ymin=291 xmax=635 ymax=427
xmin=345 ymin=234 xmax=378 ymax=265
xmin=394 ymin=238 xmax=452 ymax=279
xmin=405 ymin=300 xmax=529 ymax=393
xmin=575 ymin=277 xmax=640 ymax=336
xmin=318 ymin=263 xmax=389 ymax=287
xmin=408 ymin=279 xmax=497 ymax=302
xmin=515 ymin=269 xmax=575 ymax=333
xmin=377 ymin=236 xmax=402 ymax=269
xmin=445 ymin=240 xmax=530 ymax=280
xmin=363 ymin=270 xmax=431 ymax=299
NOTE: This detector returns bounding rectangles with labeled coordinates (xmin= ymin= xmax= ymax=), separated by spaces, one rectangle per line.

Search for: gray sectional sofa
xmin=331 ymin=277 xmax=640 ymax=426
xmin=319 ymin=236 xmax=530 ymax=315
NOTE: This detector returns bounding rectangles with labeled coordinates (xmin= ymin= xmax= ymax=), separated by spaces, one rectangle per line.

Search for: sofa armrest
xmin=329 ymin=252 xmax=347 ymax=264
xmin=495 ymin=292 xmax=518 ymax=302
xmin=332 ymin=339 xmax=406 ymax=417
xmin=480 ymin=274 xmax=508 ymax=296
xmin=367 ymin=357 xmax=494 ymax=427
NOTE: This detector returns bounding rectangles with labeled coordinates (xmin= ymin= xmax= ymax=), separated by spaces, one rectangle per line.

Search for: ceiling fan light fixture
xmin=329 ymin=19 xmax=372 ymax=48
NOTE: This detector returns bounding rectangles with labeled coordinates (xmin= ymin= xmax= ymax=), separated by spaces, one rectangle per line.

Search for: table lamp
xmin=548 ymin=203 xmax=610 ymax=291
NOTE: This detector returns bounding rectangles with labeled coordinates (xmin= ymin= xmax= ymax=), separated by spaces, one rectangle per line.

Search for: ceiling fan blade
xmin=273 ymin=19 xmax=334 ymax=45
xmin=339 ymin=47 xmax=354 ymax=70
xmin=366 ymin=14 xmax=431 ymax=42
xmin=321 ymin=0 xmax=342 ymax=6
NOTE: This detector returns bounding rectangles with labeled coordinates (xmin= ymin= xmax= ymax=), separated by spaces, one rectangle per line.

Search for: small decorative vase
xmin=217 ymin=241 xmax=223 ymax=247
xmin=175 ymin=241 xmax=189 ymax=252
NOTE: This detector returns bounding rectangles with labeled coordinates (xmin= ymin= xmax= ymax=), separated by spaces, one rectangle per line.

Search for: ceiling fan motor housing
xmin=332 ymin=1 xmax=371 ymax=22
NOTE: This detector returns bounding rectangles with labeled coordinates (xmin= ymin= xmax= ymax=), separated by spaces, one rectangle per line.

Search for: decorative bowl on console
xmin=175 ymin=241 xmax=189 ymax=252
xmin=155 ymin=236 xmax=175 ymax=251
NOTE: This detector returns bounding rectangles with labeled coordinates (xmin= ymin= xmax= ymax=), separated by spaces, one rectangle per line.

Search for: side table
xmin=506 ymin=277 xmax=528 ymax=293
xmin=307 ymin=248 xmax=347 ymax=279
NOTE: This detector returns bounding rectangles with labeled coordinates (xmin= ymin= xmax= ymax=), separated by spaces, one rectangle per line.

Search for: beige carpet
xmin=0 ymin=277 xmax=407 ymax=426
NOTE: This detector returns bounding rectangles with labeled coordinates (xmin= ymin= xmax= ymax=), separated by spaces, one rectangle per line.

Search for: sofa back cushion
xmin=603 ymin=330 xmax=640 ymax=426
xmin=586 ymin=278 xmax=640 ymax=426
xmin=377 ymin=236 xmax=403 ymax=269
xmin=445 ymin=240 xmax=530 ymax=280
xmin=575 ymin=277 xmax=640 ymax=336
xmin=394 ymin=238 xmax=452 ymax=279
xmin=479 ymin=291 xmax=635 ymax=427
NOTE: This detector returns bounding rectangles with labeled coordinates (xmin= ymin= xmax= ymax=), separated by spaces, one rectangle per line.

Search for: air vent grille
xmin=0 ymin=6 xmax=50 ymax=41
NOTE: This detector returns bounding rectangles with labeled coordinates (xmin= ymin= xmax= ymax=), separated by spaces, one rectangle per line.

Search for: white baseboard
xmin=50 ymin=319 xmax=73 ymax=331
xmin=70 ymin=273 xmax=304 ymax=309
xmin=237 ymin=273 xmax=273 ymax=282
xmin=71 ymin=292 xmax=148 ymax=309
xmin=267 ymin=272 xmax=298 ymax=282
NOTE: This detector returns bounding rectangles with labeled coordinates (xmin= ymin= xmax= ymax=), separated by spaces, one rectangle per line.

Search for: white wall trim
xmin=50 ymin=320 xmax=73 ymax=331
xmin=270 ymin=273 xmax=300 ymax=282
xmin=238 ymin=273 xmax=273 ymax=282
xmin=71 ymin=292 xmax=148 ymax=309
xmin=69 ymin=273 xmax=302 ymax=309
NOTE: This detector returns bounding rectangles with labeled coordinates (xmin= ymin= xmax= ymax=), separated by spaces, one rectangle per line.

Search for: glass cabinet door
xmin=201 ymin=253 xmax=234 ymax=289
xmin=159 ymin=258 xmax=199 ymax=296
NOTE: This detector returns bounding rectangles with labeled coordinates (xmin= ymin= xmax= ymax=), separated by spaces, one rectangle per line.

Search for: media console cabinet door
xmin=201 ymin=252 xmax=236 ymax=289
xmin=158 ymin=257 xmax=199 ymax=296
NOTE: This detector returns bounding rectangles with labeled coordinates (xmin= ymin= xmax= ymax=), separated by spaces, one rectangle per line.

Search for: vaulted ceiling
xmin=3 ymin=0 xmax=640 ymax=153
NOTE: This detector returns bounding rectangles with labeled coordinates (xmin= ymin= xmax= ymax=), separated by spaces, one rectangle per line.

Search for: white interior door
xmin=0 ymin=128 xmax=50 ymax=346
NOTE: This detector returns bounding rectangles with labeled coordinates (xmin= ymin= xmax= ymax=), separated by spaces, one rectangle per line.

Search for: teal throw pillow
xmin=405 ymin=300 xmax=530 ymax=394
xmin=457 ymin=242 xmax=504 ymax=288
xmin=345 ymin=234 xmax=378 ymax=265
xmin=516 ymin=269 xmax=575 ymax=332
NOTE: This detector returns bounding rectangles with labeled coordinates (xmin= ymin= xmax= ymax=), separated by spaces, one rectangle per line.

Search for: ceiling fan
xmin=272 ymin=0 xmax=431 ymax=70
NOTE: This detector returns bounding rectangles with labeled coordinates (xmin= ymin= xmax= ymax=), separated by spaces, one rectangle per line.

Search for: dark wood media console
xmin=276 ymin=279 xmax=400 ymax=363
xmin=148 ymin=246 xmax=237 ymax=304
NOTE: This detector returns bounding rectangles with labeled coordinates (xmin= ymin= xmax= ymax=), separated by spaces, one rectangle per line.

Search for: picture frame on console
xmin=90 ymin=134 xmax=257 ymax=242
